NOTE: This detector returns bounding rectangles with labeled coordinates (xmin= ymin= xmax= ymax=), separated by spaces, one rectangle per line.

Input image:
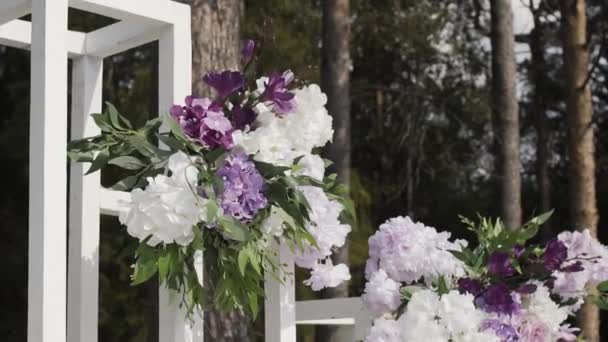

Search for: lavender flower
xmin=261 ymin=70 xmax=296 ymax=114
xmin=488 ymin=251 xmax=516 ymax=277
xmin=170 ymin=96 xmax=234 ymax=150
xmin=217 ymin=152 xmax=267 ymax=222
xmin=475 ymin=283 xmax=520 ymax=315
xmin=203 ymin=70 xmax=245 ymax=101
xmin=543 ymin=239 xmax=568 ymax=272
xmin=242 ymin=39 xmax=256 ymax=64
xmin=480 ymin=319 xmax=519 ymax=342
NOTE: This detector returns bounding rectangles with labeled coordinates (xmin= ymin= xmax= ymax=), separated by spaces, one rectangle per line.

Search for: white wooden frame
xmin=0 ymin=1 xmax=371 ymax=341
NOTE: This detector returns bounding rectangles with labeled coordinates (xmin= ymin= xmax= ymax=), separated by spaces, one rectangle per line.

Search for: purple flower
xmin=458 ymin=277 xmax=482 ymax=296
xmin=217 ymin=153 xmax=267 ymax=222
xmin=170 ymin=96 xmax=234 ymax=150
xmin=543 ymin=239 xmax=568 ymax=272
xmin=231 ymin=105 xmax=257 ymax=130
xmin=515 ymin=284 xmax=537 ymax=294
xmin=488 ymin=251 xmax=516 ymax=277
xmin=512 ymin=245 xmax=525 ymax=258
xmin=561 ymin=261 xmax=584 ymax=273
xmin=261 ymin=70 xmax=296 ymax=114
xmin=480 ymin=319 xmax=519 ymax=342
xmin=242 ymin=39 xmax=256 ymax=64
xmin=203 ymin=70 xmax=245 ymax=100
xmin=475 ymin=283 xmax=520 ymax=315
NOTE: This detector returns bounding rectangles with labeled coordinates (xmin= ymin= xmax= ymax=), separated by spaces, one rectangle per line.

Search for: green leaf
xmin=68 ymin=150 xmax=95 ymax=162
xmin=255 ymin=161 xmax=290 ymax=178
xmin=238 ymin=247 xmax=249 ymax=275
xmin=597 ymin=280 xmax=608 ymax=293
xmin=248 ymin=292 xmax=259 ymax=318
xmin=218 ymin=217 xmax=251 ymax=242
xmin=531 ymin=210 xmax=554 ymax=226
xmin=436 ymin=276 xmax=449 ymax=295
xmin=157 ymin=133 xmax=186 ymax=151
xmin=111 ymin=175 xmax=140 ymax=191
xmin=108 ymin=156 xmax=146 ymax=170
xmin=105 ymin=102 xmax=128 ymax=130
xmin=91 ymin=113 xmax=115 ymax=133
xmin=164 ymin=114 xmax=188 ymax=141
xmin=85 ymin=147 xmax=110 ymax=174
xmin=158 ymin=253 xmax=170 ymax=281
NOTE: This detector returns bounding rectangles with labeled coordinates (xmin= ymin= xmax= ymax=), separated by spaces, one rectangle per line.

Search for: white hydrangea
xmin=366 ymin=216 xmax=466 ymax=284
xmin=523 ymin=284 xmax=569 ymax=334
xmin=362 ymin=270 xmax=403 ymax=317
xmin=365 ymin=318 xmax=402 ymax=342
xmin=118 ymin=151 xmax=206 ymax=246
xmin=293 ymin=186 xmax=351 ymax=269
xmin=398 ymin=313 xmax=447 ymax=342
xmin=438 ymin=291 xmax=484 ymax=336
xmin=294 ymin=153 xmax=326 ymax=181
xmin=233 ymin=84 xmax=334 ymax=166
xmin=260 ymin=206 xmax=289 ymax=237
xmin=303 ymin=260 xmax=351 ymax=291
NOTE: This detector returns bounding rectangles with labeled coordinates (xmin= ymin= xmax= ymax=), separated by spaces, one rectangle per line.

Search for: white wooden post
xmin=158 ymin=16 xmax=203 ymax=342
xmin=68 ymin=56 xmax=103 ymax=342
xmin=28 ymin=1 xmax=69 ymax=341
xmin=265 ymin=242 xmax=297 ymax=342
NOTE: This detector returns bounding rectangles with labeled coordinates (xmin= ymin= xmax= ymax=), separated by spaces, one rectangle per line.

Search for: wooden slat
xmin=0 ymin=20 xmax=86 ymax=57
xmin=85 ymin=19 xmax=167 ymax=58
xmin=28 ymin=1 xmax=69 ymax=341
xmin=157 ymin=18 xmax=202 ymax=342
xmin=68 ymin=56 xmax=103 ymax=342
xmin=265 ymin=242 xmax=297 ymax=342
xmin=0 ymin=0 xmax=30 ymax=26
xmin=68 ymin=0 xmax=190 ymax=24
xmin=296 ymin=297 xmax=372 ymax=340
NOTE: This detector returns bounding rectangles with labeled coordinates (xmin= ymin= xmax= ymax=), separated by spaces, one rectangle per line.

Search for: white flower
xmin=398 ymin=313 xmax=447 ymax=342
xmin=362 ymin=270 xmax=402 ymax=317
xmin=438 ymin=291 xmax=483 ymax=336
xmin=119 ymin=152 xmax=205 ymax=246
xmin=293 ymin=186 xmax=351 ymax=269
xmin=295 ymin=153 xmax=325 ymax=181
xmin=233 ymin=84 xmax=334 ymax=166
xmin=365 ymin=318 xmax=402 ymax=342
xmin=523 ymin=284 xmax=569 ymax=334
xmin=303 ymin=261 xmax=351 ymax=291
xmin=193 ymin=250 xmax=204 ymax=286
xmin=403 ymin=289 xmax=440 ymax=321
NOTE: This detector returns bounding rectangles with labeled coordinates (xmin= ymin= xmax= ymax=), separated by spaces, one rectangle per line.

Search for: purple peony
xmin=170 ymin=96 xmax=234 ymax=150
xmin=203 ymin=70 xmax=245 ymax=101
xmin=488 ymin=251 xmax=516 ymax=277
xmin=261 ymin=70 xmax=296 ymax=114
xmin=242 ymin=39 xmax=256 ymax=64
xmin=458 ymin=277 xmax=483 ymax=296
xmin=475 ymin=283 xmax=520 ymax=315
xmin=217 ymin=152 xmax=267 ymax=222
xmin=480 ymin=319 xmax=519 ymax=342
xmin=543 ymin=239 xmax=568 ymax=272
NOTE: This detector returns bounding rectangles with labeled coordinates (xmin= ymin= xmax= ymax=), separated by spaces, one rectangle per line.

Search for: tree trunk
xmin=490 ymin=0 xmax=522 ymax=230
xmin=317 ymin=0 xmax=351 ymax=341
xmin=182 ymin=1 xmax=249 ymax=341
xmin=190 ymin=0 xmax=242 ymax=98
xmin=528 ymin=2 xmax=552 ymax=239
xmin=560 ymin=1 xmax=600 ymax=340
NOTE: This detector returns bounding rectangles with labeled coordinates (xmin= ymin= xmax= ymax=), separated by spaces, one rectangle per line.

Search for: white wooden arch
xmin=0 ymin=1 xmax=371 ymax=341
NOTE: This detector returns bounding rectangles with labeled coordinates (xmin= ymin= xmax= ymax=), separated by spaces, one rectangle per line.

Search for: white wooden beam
xmin=68 ymin=0 xmax=190 ymax=25
xmin=85 ymin=19 xmax=168 ymax=58
xmin=28 ymin=1 xmax=69 ymax=341
xmin=265 ymin=242 xmax=297 ymax=342
xmin=68 ymin=56 xmax=103 ymax=342
xmin=0 ymin=0 xmax=30 ymax=26
xmin=157 ymin=18 xmax=201 ymax=342
xmin=0 ymin=20 xmax=86 ymax=57
xmin=99 ymin=188 xmax=128 ymax=216
xmin=296 ymin=297 xmax=371 ymax=340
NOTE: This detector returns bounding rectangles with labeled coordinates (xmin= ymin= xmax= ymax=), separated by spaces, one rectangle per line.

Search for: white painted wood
xmin=157 ymin=16 xmax=200 ymax=342
xmin=28 ymin=1 xmax=69 ymax=341
xmin=296 ymin=297 xmax=372 ymax=340
xmin=0 ymin=0 xmax=30 ymax=26
xmin=68 ymin=56 xmax=103 ymax=342
xmin=0 ymin=20 xmax=86 ymax=57
xmin=265 ymin=242 xmax=297 ymax=342
xmin=99 ymin=188 xmax=129 ymax=216
xmin=86 ymin=19 xmax=168 ymax=58
xmin=69 ymin=0 xmax=190 ymax=25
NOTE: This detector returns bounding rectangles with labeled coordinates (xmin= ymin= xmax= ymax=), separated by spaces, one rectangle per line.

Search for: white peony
xmin=303 ymin=261 xmax=351 ymax=291
xmin=295 ymin=153 xmax=326 ymax=181
xmin=362 ymin=270 xmax=403 ymax=317
xmin=233 ymin=84 xmax=334 ymax=166
xmin=398 ymin=314 xmax=447 ymax=342
xmin=366 ymin=318 xmax=402 ymax=342
xmin=403 ymin=289 xmax=440 ymax=322
xmin=119 ymin=151 xmax=206 ymax=246
xmin=438 ymin=291 xmax=484 ymax=337
xmin=523 ymin=284 xmax=569 ymax=334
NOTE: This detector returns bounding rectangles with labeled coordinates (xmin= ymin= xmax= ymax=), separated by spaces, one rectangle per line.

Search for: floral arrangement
xmin=68 ymin=40 xmax=353 ymax=316
xmin=362 ymin=214 xmax=608 ymax=342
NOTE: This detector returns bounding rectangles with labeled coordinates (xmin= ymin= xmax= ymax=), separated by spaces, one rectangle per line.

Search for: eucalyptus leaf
xmin=108 ymin=156 xmax=146 ymax=170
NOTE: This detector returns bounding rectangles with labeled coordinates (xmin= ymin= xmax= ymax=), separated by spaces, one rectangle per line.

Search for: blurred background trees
xmin=1 ymin=0 xmax=607 ymax=341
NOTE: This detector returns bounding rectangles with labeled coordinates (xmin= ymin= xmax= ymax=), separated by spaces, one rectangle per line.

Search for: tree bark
xmin=490 ymin=0 xmax=522 ymax=230
xmin=189 ymin=0 xmax=242 ymax=98
xmin=182 ymin=1 xmax=249 ymax=341
xmin=528 ymin=2 xmax=552 ymax=238
xmin=560 ymin=1 xmax=600 ymax=341
xmin=318 ymin=0 xmax=351 ymax=341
